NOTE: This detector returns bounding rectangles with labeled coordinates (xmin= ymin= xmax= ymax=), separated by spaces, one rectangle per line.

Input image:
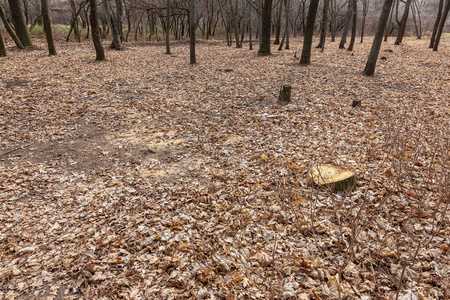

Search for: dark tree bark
xmin=330 ymin=0 xmax=337 ymax=42
xmin=89 ymin=0 xmax=105 ymax=60
xmin=0 ymin=30 xmax=6 ymax=56
xmin=360 ymin=0 xmax=368 ymax=43
xmin=339 ymin=0 xmax=353 ymax=49
xmin=68 ymin=0 xmax=80 ymax=42
xmin=410 ymin=0 xmax=421 ymax=39
xmin=316 ymin=0 xmax=329 ymax=50
xmin=165 ymin=0 xmax=171 ymax=54
xmin=228 ymin=0 xmax=241 ymax=48
xmin=103 ymin=0 xmax=121 ymax=49
xmin=278 ymin=28 xmax=286 ymax=50
xmin=147 ymin=11 xmax=154 ymax=41
xmin=363 ymin=0 xmax=394 ymax=76
xmin=248 ymin=3 xmax=253 ymax=50
xmin=430 ymin=0 xmax=444 ymax=48
xmin=258 ymin=0 xmax=273 ymax=55
xmin=284 ymin=0 xmax=290 ymax=49
xmin=7 ymin=0 xmax=33 ymax=47
xmin=384 ymin=0 xmax=395 ymax=41
xmin=41 ymin=0 xmax=56 ymax=55
xmin=352 ymin=99 xmax=361 ymax=107
xmin=394 ymin=0 xmax=411 ymax=45
xmin=347 ymin=0 xmax=357 ymax=51
xmin=274 ymin=0 xmax=282 ymax=45
xmin=84 ymin=7 xmax=90 ymax=39
xmin=115 ymin=0 xmax=123 ymax=41
xmin=299 ymin=0 xmax=307 ymax=36
xmin=433 ymin=0 xmax=450 ymax=51
xmin=299 ymin=0 xmax=319 ymax=65
xmin=277 ymin=85 xmax=291 ymax=105
xmin=189 ymin=0 xmax=196 ymax=64
xmin=257 ymin=0 xmax=262 ymax=48
xmin=0 ymin=3 xmax=24 ymax=48
xmin=125 ymin=9 xmax=130 ymax=41
xmin=223 ymin=10 xmax=231 ymax=46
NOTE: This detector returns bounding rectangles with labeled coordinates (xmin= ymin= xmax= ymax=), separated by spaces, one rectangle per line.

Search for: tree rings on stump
xmin=307 ymin=165 xmax=356 ymax=192
xmin=277 ymin=85 xmax=291 ymax=106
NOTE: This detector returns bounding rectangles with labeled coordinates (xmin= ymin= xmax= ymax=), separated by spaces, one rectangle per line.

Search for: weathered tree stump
xmin=352 ymin=99 xmax=362 ymax=107
xmin=277 ymin=85 xmax=291 ymax=106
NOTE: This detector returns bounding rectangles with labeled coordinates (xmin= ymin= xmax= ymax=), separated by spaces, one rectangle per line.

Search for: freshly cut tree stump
xmin=277 ymin=85 xmax=291 ymax=106
xmin=307 ymin=165 xmax=356 ymax=192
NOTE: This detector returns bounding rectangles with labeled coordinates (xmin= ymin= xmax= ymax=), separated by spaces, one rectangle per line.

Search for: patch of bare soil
xmin=1 ymin=124 xmax=110 ymax=170
xmin=3 ymin=79 xmax=30 ymax=89
xmin=1 ymin=122 xmax=208 ymax=181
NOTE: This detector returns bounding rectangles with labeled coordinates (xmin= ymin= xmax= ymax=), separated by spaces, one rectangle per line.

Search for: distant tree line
xmin=0 ymin=0 xmax=449 ymax=74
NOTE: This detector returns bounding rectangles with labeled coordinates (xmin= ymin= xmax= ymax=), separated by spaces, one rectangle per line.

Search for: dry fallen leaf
xmin=249 ymin=250 xmax=272 ymax=267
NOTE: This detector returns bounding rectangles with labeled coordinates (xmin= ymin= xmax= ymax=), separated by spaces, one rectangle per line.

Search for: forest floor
xmin=0 ymin=36 xmax=449 ymax=300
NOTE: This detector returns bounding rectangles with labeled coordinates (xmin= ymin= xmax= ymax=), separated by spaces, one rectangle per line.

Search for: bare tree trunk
xmin=190 ymin=0 xmax=196 ymax=64
xmin=258 ymin=0 xmax=273 ymax=55
xmin=347 ymin=0 xmax=357 ymax=51
xmin=68 ymin=0 xmax=80 ymax=42
xmin=0 ymin=30 xmax=6 ymax=56
xmin=239 ymin=0 xmax=245 ymax=46
xmin=165 ymin=0 xmax=171 ymax=54
xmin=410 ymin=0 xmax=421 ymax=39
xmin=7 ymin=0 xmax=33 ymax=47
xmin=284 ymin=0 xmax=289 ymax=49
xmin=278 ymin=27 xmax=286 ymax=50
xmin=103 ymin=0 xmax=121 ymax=49
xmin=115 ymin=0 xmax=123 ymax=41
xmin=89 ymin=0 xmax=105 ymax=60
xmin=219 ymin=6 xmax=230 ymax=45
xmin=394 ymin=0 xmax=411 ymax=45
xmin=339 ymin=0 xmax=353 ymax=49
xmin=0 ymin=3 xmax=24 ymax=48
xmin=301 ymin=0 xmax=307 ymax=35
xmin=228 ymin=0 xmax=241 ymax=47
xmin=125 ymin=9 xmax=130 ymax=41
xmin=148 ymin=14 xmax=154 ymax=39
xmin=360 ymin=0 xmax=368 ymax=43
xmin=248 ymin=3 xmax=253 ymax=50
xmin=430 ymin=0 xmax=444 ymax=48
xmin=316 ymin=0 xmax=329 ymax=49
xmin=223 ymin=10 xmax=231 ymax=46
xmin=227 ymin=14 xmax=232 ymax=45
xmin=384 ymin=0 xmax=395 ymax=41
xmin=41 ymin=0 xmax=56 ymax=55
xmin=85 ymin=7 xmax=90 ymax=39
xmin=330 ymin=0 xmax=337 ymax=42
xmin=300 ymin=0 xmax=319 ymax=65
xmin=257 ymin=0 xmax=262 ymax=48
xmin=134 ymin=13 xmax=143 ymax=41
xmin=433 ymin=0 xmax=450 ymax=51
xmin=274 ymin=0 xmax=282 ymax=45
xmin=364 ymin=0 xmax=394 ymax=76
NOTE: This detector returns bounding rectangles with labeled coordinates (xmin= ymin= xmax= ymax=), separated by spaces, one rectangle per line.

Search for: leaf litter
xmin=0 ymin=37 xmax=449 ymax=299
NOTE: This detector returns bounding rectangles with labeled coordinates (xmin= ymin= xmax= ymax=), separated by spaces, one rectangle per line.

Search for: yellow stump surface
xmin=307 ymin=165 xmax=356 ymax=192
